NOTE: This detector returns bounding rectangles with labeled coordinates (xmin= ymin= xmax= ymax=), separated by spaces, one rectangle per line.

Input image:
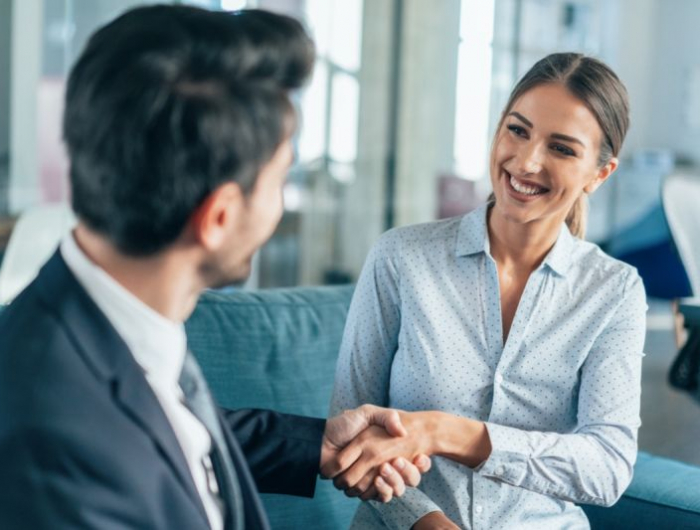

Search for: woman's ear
xmin=585 ymin=157 xmax=619 ymax=194
xmin=189 ymin=182 xmax=245 ymax=251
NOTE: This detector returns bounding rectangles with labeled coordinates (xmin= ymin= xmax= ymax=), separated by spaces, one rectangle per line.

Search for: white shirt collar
xmin=455 ymin=203 xmax=574 ymax=277
xmin=60 ymin=232 xmax=187 ymax=386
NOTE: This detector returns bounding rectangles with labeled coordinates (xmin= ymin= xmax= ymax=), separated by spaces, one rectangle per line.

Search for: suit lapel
xmin=113 ymin=361 xmax=210 ymax=527
xmin=35 ymin=251 xmax=210 ymax=526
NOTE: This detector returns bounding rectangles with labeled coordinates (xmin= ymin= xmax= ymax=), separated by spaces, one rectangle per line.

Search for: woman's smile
xmin=504 ymin=171 xmax=550 ymax=200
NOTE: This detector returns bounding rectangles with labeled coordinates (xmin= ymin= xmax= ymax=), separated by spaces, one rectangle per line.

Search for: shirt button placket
xmin=472 ymin=477 xmax=485 ymax=530
xmin=473 ymin=502 xmax=484 ymax=530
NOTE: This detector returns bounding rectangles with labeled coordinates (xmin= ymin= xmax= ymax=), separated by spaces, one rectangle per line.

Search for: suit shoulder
xmin=0 ymin=285 xmax=101 ymax=430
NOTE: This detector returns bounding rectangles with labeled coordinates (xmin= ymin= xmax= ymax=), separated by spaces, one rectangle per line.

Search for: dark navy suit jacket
xmin=0 ymin=251 xmax=325 ymax=529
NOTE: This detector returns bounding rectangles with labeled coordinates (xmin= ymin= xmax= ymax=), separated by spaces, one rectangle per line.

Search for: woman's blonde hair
xmin=489 ymin=53 xmax=630 ymax=238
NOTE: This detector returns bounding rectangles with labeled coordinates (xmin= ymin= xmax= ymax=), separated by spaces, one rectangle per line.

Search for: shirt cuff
xmin=476 ymin=422 xmax=531 ymax=486
xmin=369 ymin=487 xmax=443 ymax=529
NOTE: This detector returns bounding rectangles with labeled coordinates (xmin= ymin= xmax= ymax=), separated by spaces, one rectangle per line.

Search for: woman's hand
xmin=411 ymin=511 xmax=462 ymax=529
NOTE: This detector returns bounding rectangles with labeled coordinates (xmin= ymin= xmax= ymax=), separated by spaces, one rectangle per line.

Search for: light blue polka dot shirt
xmin=330 ymin=204 xmax=647 ymax=530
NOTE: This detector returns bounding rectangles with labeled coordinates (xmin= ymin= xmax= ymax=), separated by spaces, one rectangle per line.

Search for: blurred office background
xmin=1 ymin=0 xmax=698 ymax=463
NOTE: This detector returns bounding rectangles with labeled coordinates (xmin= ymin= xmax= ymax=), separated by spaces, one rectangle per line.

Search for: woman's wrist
xmin=459 ymin=417 xmax=492 ymax=467
xmin=401 ymin=411 xmax=492 ymax=468
xmin=397 ymin=411 xmax=441 ymax=456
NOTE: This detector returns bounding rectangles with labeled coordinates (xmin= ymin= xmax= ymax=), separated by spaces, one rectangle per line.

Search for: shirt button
xmin=495 ymin=465 xmax=505 ymax=476
xmin=494 ymin=372 xmax=504 ymax=385
xmin=474 ymin=504 xmax=483 ymax=515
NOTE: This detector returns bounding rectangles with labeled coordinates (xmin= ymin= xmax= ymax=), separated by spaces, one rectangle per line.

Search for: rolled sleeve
xmin=477 ymin=422 xmax=531 ymax=486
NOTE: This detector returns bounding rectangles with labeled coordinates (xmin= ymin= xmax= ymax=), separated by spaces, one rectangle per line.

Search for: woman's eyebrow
xmin=551 ymin=133 xmax=585 ymax=147
xmin=509 ymin=111 xmax=585 ymax=147
xmin=508 ymin=111 xmax=533 ymax=127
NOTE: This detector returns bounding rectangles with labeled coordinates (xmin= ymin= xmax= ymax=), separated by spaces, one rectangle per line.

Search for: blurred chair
xmin=437 ymin=173 xmax=485 ymax=219
xmin=663 ymin=172 xmax=700 ymax=295
xmin=662 ymin=172 xmax=700 ymax=401
xmin=0 ymin=203 xmax=76 ymax=304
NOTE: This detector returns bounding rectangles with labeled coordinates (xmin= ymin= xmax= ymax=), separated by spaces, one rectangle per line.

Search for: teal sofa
xmin=185 ymin=285 xmax=700 ymax=530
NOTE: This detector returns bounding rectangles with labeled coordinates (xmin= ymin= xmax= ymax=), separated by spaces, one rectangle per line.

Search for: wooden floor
xmin=639 ymin=299 xmax=700 ymax=466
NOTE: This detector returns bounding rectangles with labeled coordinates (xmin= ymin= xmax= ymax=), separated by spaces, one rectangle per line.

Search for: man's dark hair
xmin=63 ymin=5 xmax=315 ymax=255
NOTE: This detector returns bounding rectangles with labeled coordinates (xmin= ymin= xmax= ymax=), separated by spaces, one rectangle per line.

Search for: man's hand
xmin=361 ymin=455 xmax=431 ymax=502
xmin=411 ymin=511 xmax=462 ymax=530
xmin=321 ymin=405 xmax=431 ymax=502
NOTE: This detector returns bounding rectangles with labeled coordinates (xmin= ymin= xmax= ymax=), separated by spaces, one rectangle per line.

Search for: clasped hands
xmin=320 ymin=405 xmax=433 ymax=503
xmin=320 ymin=407 xmax=492 ymax=507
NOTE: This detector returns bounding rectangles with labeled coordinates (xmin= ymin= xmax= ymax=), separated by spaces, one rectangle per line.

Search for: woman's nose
xmin=514 ymin=143 xmax=544 ymax=175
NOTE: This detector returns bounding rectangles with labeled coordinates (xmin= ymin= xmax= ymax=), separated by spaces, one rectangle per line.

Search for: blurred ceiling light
xmin=283 ymin=182 xmax=303 ymax=212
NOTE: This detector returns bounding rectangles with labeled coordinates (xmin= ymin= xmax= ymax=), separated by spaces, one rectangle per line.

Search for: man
xmin=0 ymin=6 xmax=428 ymax=529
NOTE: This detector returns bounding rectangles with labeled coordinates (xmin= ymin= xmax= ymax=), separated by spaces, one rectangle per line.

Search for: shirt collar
xmin=60 ymin=232 xmax=187 ymax=386
xmin=455 ymin=203 xmax=492 ymax=258
xmin=541 ymin=222 xmax=575 ymax=277
xmin=455 ymin=202 xmax=575 ymax=277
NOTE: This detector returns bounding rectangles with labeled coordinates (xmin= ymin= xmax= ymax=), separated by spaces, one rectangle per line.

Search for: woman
xmin=329 ymin=53 xmax=647 ymax=529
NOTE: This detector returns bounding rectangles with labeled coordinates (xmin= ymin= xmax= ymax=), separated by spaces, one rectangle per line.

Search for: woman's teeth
xmin=510 ymin=175 xmax=546 ymax=195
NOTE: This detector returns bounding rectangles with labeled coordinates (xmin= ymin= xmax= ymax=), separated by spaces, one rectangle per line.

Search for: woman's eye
xmin=507 ymin=124 xmax=527 ymax=137
xmin=551 ymin=144 xmax=576 ymax=156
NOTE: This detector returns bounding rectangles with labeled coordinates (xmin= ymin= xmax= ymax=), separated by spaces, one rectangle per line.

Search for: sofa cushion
xmin=185 ymin=285 xmax=359 ymax=530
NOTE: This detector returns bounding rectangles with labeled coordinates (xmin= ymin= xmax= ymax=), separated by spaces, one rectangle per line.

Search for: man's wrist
xmin=319 ymin=437 xmax=331 ymax=472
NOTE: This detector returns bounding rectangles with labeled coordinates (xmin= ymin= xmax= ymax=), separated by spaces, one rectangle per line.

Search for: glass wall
xmin=1 ymin=0 xmax=698 ymax=296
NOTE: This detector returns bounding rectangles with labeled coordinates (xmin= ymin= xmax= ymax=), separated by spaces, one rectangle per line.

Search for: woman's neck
xmin=486 ymin=205 xmax=563 ymax=273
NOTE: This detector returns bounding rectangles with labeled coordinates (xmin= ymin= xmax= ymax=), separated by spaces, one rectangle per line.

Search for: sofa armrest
xmin=582 ymin=451 xmax=700 ymax=529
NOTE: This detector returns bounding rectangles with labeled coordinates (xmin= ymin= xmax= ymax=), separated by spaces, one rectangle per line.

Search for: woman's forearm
xmin=403 ymin=410 xmax=636 ymax=506
xmin=402 ymin=411 xmax=492 ymax=468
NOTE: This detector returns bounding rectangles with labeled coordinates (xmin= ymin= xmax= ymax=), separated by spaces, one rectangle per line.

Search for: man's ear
xmin=190 ymin=182 xmax=245 ymax=251
xmin=585 ymin=157 xmax=619 ymax=194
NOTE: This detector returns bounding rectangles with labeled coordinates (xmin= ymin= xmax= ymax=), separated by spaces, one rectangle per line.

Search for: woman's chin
xmin=491 ymin=198 xmax=541 ymax=226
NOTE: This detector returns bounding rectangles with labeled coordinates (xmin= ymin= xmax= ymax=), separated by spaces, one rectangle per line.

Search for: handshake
xmin=319 ymin=405 xmax=432 ymax=504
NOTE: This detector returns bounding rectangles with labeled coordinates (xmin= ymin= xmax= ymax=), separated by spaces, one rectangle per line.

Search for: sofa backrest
xmin=185 ymin=285 xmax=359 ymax=530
